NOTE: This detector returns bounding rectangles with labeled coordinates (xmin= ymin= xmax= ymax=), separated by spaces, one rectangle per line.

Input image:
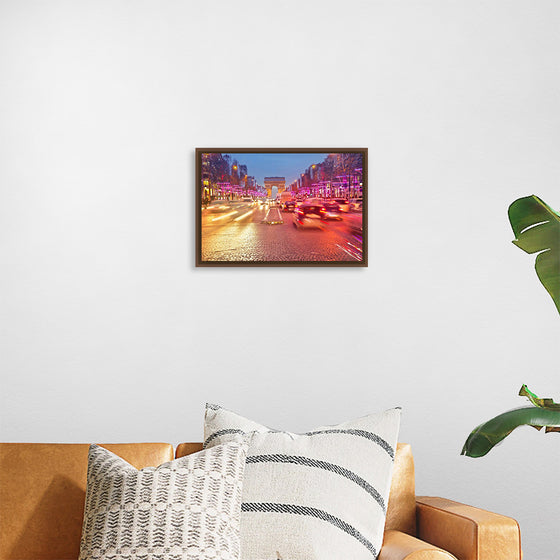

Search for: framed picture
xmin=196 ymin=148 xmax=367 ymax=267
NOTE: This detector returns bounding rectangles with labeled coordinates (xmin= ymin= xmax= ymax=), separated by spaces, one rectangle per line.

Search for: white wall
xmin=1 ymin=1 xmax=559 ymax=558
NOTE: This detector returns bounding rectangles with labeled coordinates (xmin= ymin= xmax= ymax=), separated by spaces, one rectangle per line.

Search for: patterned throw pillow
xmin=204 ymin=405 xmax=401 ymax=560
xmin=79 ymin=441 xmax=247 ymax=560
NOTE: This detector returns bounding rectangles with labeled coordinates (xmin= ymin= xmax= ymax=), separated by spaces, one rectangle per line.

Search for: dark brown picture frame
xmin=196 ymin=148 xmax=367 ymax=267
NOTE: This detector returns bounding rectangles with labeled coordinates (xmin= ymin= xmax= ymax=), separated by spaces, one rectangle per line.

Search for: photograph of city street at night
xmin=196 ymin=149 xmax=367 ymax=266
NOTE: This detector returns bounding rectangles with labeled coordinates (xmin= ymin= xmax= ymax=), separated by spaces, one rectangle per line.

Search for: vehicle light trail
xmin=234 ymin=209 xmax=255 ymax=221
xmin=336 ymin=243 xmax=361 ymax=261
xmin=212 ymin=211 xmax=238 ymax=222
xmin=346 ymin=240 xmax=363 ymax=254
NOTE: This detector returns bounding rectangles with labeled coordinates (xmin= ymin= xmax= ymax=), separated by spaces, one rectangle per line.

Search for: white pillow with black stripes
xmin=204 ymin=404 xmax=401 ymax=560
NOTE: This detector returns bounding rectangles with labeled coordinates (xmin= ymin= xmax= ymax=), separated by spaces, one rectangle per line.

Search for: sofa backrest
xmin=0 ymin=443 xmax=173 ymax=560
xmin=385 ymin=443 xmax=416 ymax=535
xmin=0 ymin=440 xmax=416 ymax=560
xmin=175 ymin=441 xmax=417 ymax=537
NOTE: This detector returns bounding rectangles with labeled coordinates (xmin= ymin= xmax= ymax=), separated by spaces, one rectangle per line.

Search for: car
xmin=205 ymin=200 xmax=232 ymax=213
xmin=320 ymin=201 xmax=342 ymax=220
xmin=282 ymin=200 xmax=296 ymax=212
xmin=349 ymin=198 xmax=363 ymax=212
xmin=332 ymin=198 xmax=350 ymax=212
xmin=293 ymin=202 xmax=325 ymax=229
xmin=347 ymin=213 xmax=363 ymax=241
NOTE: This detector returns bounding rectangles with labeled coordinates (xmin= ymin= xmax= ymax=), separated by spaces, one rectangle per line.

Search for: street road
xmin=201 ymin=201 xmax=363 ymax=262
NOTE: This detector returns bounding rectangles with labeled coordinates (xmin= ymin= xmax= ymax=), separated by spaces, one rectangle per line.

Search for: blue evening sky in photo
xmin=224 ymin=153 xmax=330 ymax=185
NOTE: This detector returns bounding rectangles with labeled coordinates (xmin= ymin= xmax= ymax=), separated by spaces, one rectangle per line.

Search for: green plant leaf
xmin=461 ymin=406 xmax=560 ymax=458
xmin=508 ymin=195 xmax=560 ymax=314
xmin=519 ymin=384 xmax=560 ymax=410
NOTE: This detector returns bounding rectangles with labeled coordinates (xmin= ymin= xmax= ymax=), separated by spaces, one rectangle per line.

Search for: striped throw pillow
xmin=204 ymin=404 xmax=401 ymax=560
xmin=79 ymin=442 xmax=247 ymax=560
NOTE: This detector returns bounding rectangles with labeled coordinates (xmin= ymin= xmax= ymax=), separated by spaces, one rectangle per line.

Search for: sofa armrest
xmin=379 ymin=530 xmax=457 ymax=560
xmin=416 ymin=496 xmax=522 ymax=560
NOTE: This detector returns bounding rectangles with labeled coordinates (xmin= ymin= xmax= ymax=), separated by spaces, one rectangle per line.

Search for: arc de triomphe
xmin=264 ymin=177 xmax=286 ymax=198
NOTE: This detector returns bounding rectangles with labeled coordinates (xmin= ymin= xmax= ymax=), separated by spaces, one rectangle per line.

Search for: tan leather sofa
xmin=0 ymin=442 xmax=521 ymax=560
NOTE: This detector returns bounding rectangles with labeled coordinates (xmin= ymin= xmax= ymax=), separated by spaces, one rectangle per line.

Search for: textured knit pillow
xmin=204 ymin=405 xmax=401 ymax=560
xmin=79 ymin=442 xmax=247 ymax=560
